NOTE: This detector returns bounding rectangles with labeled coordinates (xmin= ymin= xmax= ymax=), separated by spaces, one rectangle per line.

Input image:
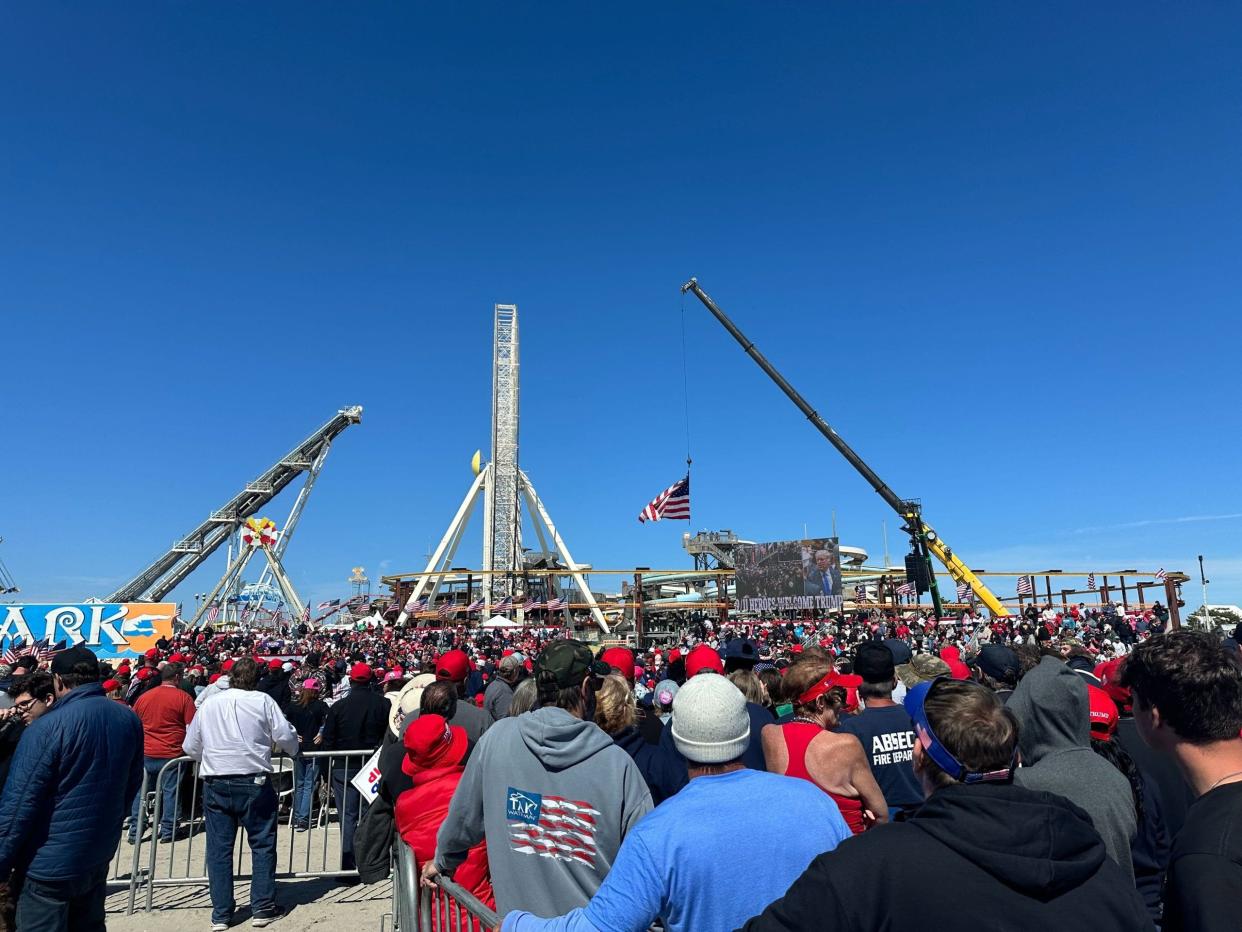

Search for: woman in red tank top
xmin=761 ymin=658 xmax=888 ymax=834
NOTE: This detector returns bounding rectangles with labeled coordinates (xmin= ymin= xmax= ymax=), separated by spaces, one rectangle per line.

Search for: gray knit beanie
xmin=670 ymin=674 xmax=750 ymax=764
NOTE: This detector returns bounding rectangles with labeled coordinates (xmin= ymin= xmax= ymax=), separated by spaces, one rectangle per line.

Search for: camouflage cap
xmin=896 ymin=653 xmax=952 ymax=689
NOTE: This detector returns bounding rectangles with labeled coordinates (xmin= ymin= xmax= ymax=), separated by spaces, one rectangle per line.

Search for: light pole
xmin=1198 ymin=555 xmax=1210 ymax=629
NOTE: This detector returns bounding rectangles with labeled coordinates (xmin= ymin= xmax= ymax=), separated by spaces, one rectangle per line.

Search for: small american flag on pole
xmin=437 ymin=601 xmax=456 ymax=619
xmin=545 ymin=594 xmax=567 ymax=611
xmin=637 ymin=475 xmax=690 ymax=523
xmin=956 ymin=581 xmax=973 ymax=602
xmin=522 ymin=597 xmax=541 ymax=611
xmin=493 ymin=596 xmax=514 ymax=612
xmin=1017 ymin=575 xmax=1034 ymax=596
xmin=404 ymin=595 xmax=428 ymax=613
xmin=896 ymin=581 xmax=915 ymax=598
xmin=466 ymin=598 xmax=485 ymax=613
xmin=1154 ymin=568 xmax=1167 ymax=581
xmin=317 ymin=598 xmax=340 ymax=610
xmin=1087 ymin=573 xmax=1097 ymax=591
xmin=2 ymin=638 xmax=27 ymax=665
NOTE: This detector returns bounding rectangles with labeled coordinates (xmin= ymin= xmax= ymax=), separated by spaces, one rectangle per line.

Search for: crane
xmin=106 ymin=406 xmax=362 ymax=604
xmin=680 ymin=278 xmax=1008 ymax=618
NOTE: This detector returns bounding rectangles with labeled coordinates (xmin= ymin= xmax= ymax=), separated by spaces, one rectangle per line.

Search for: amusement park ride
xmin=393 ymin=304 xmax=609 ymax=632
xmin=105 ymin=406 xmax=362 ymax=625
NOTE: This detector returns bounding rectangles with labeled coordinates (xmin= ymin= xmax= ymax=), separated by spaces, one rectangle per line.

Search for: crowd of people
xmin=0 ymin=599 xmax=1237 ymax=931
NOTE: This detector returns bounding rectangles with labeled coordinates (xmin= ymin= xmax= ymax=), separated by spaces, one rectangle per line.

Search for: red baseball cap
xmin=145 ymin=648 xmax=160 ymax=659
xmin=102 ymin=679 xmax=120 ymax=692
xmin=402 ymin=714 xmax=468 ymax=775
xmin=601 ymin=647 xmax=636 ymax=682
xmin=350 ymin=662 xmax=373 ymax=682
xmin=1088 ymin=685 xmax=1119 ymax=740
xmin=435 ymin=650 xmax=471 ymax=682
xmin=268 ymin=659 xmax=283 ymax=670
xmin=685 ymin=644 xmax=724 ymax=677
xmin=222 ymin=659 xmax=235 ymax=673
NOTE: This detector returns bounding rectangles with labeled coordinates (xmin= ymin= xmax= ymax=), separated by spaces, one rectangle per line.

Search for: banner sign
xmin=0 ymin=603 xmax=178 ymax=662
xmin=350 ymin=747 xmax=384 ymax=805
xmin=734 ymin=538 xmax=843 ymax=613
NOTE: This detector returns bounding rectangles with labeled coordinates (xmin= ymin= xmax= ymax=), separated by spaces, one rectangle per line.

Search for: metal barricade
xmin=118 ymin=749 xmax=376 ymax=913
xmin=388 ymin=840 xmax=499 ymax=932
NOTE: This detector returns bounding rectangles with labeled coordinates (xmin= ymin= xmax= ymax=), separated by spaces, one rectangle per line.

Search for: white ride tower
xmin=397 ymin=304 xmax=608 ymax=633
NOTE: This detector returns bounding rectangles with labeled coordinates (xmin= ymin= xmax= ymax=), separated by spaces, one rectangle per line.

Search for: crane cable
xmin=679 ymin=290 xmax=693 ymax=473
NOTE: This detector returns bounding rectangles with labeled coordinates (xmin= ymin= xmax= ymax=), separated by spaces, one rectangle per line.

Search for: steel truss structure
xmin=397 ymin=303 xmax=607 ymax=632
xmin=105 ymin=407 xmax=362 ymax=603
xmin=188 ymin=524 xmax=308 ymax=628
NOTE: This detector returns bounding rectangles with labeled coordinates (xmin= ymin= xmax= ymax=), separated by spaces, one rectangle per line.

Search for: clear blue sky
xmin=3 ymin=3 xmax=1240 ymax=614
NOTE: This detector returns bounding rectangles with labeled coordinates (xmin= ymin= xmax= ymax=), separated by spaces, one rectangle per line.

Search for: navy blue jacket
xmin=0 ymin=683 xmax=144 ymax=880
xmin=613 ymin=725 xmax=688 ymax=804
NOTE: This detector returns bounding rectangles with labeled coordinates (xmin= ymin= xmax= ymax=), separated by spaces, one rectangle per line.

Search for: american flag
xmin=1 ymin=638 xmax=28 ymax=665
xmin=853 ymin=585 xmax=870 ymax=603
xmin=437 ymin=601 xmax=457 ymax=619
xmin=1087 ymin=573 xmax=1097 ymax=591
xmin=207 ymin=602 xmax=221 ymax=622
xmin=956 ymin=581 xmax=973 ymax=602
xmin=545 ymin=595 xmax=567 ymax=611
xmin=404 ymin=595 xmax=428 ymax=613
xmin=465 ymin=598 xmax=485 ymax=613
xmin=301 ymin=605 xmax=311 ymax=622
xmin=1154 ymin=568 xmax=1167 ymax=581
xmin=317 ymin=598 xmax=341 ymax=610
xmin=493 ymin=596 xmax=514 ymax=612
xmin=637 ymin=475 xmax=690 ymax=523
xmin=1017 ymin=575 xmax=1034 ymax=596
xmin=522 ymin=596 xmax=541 ymax=611
xmin=896 ymin=582 xmax=915 ymax=598
xmin=506 ymin=788 xmax=599 ymax=867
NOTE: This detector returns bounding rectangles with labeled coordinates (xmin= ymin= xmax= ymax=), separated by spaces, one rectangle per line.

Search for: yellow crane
xmin=681 ymin=278 xmax=1009 ymax=617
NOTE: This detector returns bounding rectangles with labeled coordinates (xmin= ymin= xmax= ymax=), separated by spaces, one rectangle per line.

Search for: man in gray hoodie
xmin=425 ymin=640 xmax=654 ymax=917
xmin=1008 ymin=655 xmax=1137 ymax=882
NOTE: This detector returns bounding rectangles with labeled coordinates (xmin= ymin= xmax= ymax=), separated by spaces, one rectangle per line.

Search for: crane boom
xmin=680 ymin=278 xmax=1008 ymax=617
xmin=105 ymin=406 xmax=363 ymax=603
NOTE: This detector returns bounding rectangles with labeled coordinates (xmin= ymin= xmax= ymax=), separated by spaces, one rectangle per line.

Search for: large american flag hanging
xmin=956 ymin=581 xmax=973 ymax=602
xmin=637 ymin=475 xmax=690 ymax=523
xmin=1017 ymin=575 xmax=1034 ymax=596
xmin=896 ymin=581 xmax=915 ymax=598
xmin=1087 ymin=573 xmax=1097 ymax=591
xmin=506 ymin=787 xmax=599 ymax=866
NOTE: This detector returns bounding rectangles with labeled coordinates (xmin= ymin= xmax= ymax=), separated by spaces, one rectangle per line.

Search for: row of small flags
xmin=1 ymin=637 xmax=66 ymax=666
xmin=404 ymin=593 xmax=570 ymax=615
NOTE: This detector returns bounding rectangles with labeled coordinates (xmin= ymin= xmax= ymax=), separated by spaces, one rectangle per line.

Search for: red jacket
xmin=133 ymin=684 xmax=196 ymax=759
xmin=395 ymin=763 xmax=494 ymax=914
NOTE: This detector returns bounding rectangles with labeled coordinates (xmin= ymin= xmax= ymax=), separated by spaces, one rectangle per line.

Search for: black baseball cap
xmin=51 ymin=644 xmax=100 ymax=677
xmin=534 ymin=640 xmax=608 ymax=689
xmin=971 ymin=644 xmax=1020 ymax=682
xmin=853 ymin=642 xmax=896 ymax=683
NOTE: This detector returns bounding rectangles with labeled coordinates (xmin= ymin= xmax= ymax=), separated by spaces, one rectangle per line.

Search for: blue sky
xmin=3 ymin=3 xmax=1240 ymax=615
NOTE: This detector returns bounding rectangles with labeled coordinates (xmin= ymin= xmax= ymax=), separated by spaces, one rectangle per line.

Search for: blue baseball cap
xmin=903 ymin=677 xmax=1014 ymax=784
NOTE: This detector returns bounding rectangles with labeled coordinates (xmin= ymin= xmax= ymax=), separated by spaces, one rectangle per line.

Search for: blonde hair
xmin=594 ymin=674 xmax=636 ymax=736
xmin=728 ymin=670 xmax=766 ymax=705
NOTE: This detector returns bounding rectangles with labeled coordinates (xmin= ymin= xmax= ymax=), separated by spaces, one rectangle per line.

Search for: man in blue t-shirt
xmin=501 ymin=675 xmax=850 ymax=932
xmin=838 ymin=642 xmax=923 ymax=817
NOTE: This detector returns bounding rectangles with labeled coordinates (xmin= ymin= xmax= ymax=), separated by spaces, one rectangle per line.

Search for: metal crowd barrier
xmin=386 ymin=838 xmax=499 ymax=932
xmin=118 ymin=749 xmax=376 ymax=914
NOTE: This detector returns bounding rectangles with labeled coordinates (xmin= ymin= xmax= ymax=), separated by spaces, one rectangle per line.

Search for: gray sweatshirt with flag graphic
xmin=435 ymin=706 xmax=654 ymax=917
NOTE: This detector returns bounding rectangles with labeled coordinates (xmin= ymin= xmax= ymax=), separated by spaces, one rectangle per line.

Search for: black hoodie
xmin=739 ymin=783 xmax=1153 ymax=931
